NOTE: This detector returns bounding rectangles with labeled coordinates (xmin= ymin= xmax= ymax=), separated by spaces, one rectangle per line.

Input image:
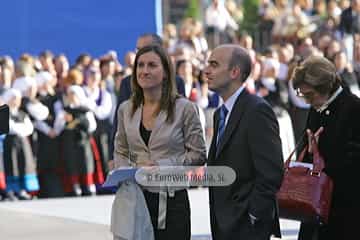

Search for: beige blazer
xmin=112 ymin=97 xmax=206 ymax=230
xmin=114 ymin=97 xmax=207 ymax=168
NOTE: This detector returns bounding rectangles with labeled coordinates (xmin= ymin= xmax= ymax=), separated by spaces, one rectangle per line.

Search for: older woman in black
xmin=292 ymin=56 xmax=360 ymax=240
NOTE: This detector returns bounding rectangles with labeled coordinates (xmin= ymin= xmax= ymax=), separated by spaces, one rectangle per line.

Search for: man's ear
xmin=229 ymin=66 xmax=241 ymax=80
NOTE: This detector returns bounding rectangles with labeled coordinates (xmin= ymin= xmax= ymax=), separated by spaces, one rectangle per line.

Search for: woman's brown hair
xmin=130 ymin=45 xmax=179 ymax=122
xmin=292 ymin=55 xmax=341 ymax=95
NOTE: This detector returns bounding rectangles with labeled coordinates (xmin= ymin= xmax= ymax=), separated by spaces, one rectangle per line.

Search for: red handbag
xmin=277 ymin=136 xmax=333 ymax=224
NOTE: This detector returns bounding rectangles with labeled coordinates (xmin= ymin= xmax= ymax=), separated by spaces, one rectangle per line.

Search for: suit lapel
xmin=133 ymin=105 xmax=148 ymax=148
xmin=215 ymin=90 xmax=249 ymax=158
xmin=208 ymin=108 xmax=220 ymax=164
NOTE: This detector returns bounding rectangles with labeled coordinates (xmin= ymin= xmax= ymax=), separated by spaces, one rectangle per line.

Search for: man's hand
xmin=249 ymin=213 xmax=258 ymax=226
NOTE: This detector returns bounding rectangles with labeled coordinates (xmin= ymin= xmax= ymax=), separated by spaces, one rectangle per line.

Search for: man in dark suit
xmin=204 ymin=44 xmax=284 ymax=240
xmin=108 ymin=33 xmax=185 ymax=167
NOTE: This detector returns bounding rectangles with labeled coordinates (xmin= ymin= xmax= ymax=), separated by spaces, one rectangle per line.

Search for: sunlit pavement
xmin=0 ymin=188 xmax=299 ymax=240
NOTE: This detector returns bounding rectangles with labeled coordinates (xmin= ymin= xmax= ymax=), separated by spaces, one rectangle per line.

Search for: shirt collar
xmin=317 ymin=86 xmax=343 ymax=113
xmin=223 ymin=85 xmax=245 ymax=114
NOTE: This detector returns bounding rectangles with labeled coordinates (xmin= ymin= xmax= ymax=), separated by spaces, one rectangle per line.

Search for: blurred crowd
xmin=1 ymin=0 xmax=360 ymax=201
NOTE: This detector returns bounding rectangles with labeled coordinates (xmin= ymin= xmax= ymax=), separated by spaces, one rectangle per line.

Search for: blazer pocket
xmin=231 ymin=182 xmax=253 ymax=203
xmin=232 ymin=192 xmax=247 ymax=203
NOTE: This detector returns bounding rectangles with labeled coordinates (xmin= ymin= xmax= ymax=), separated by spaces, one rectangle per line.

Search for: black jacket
xmin=208 ymin=90 xmax=284 ymax=240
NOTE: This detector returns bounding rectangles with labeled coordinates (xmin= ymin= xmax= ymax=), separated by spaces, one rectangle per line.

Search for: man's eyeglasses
xmin=295 ymin=88 xmax=316 ymax=100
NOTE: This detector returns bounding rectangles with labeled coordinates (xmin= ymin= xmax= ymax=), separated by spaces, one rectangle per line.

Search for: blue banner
xmin=0 ymin=0 xmax=162 ymax=63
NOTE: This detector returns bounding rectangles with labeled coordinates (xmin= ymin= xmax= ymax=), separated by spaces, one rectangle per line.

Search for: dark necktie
xmin=217 ymin=104 xmax=228 ymax=147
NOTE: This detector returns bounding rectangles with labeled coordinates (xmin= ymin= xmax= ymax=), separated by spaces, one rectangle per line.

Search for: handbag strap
xmin=310 ymin=134 xmax=325 ymax=174
xmin=284 ymin=130 xmax=306 ymax=168
xmin=285 ymin=129 xmax=325 ymax=174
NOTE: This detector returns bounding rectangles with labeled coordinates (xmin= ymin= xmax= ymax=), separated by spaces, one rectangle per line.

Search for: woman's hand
xmin=307 ymin=127 xmax=324 ymax=153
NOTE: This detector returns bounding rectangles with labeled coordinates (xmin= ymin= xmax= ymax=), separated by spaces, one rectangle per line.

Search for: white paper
xmin=289 ymin=161 xmax=313 ymax=170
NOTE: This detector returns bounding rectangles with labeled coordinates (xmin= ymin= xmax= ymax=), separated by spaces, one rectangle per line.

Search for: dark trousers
xmin=298 ymin=209 xmax=359 ymax=240
xmin=143 ymin=190 xmax=191 ymax=240
xmin=212 ymin=214 xmax=273 ymax=240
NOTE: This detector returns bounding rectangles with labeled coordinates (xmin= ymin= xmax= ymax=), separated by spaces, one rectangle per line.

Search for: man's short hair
xmin=228 ymin=47 xmax=252 ymax=82
xmin=138 ymin=33 xmax=163 ymax=46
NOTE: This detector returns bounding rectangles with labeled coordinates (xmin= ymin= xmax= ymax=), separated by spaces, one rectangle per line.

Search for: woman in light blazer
xmin=112 ymin=45 xmax=207 ymax=240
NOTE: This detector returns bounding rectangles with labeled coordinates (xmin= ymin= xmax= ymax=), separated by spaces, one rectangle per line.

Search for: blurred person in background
xmin=334 ymin=50 xmax=360 ymax=96
xmin=163 ymin=23 xmax=178 ymax=54
xmin=83 ymin=67 xmax=113 ymax=180
xmin=176 ymin=59 xmax=196 ymax=100
xmin=313 ymin=16 xmax=339 ymax=40
xmin=353 ymin=41 xmax=360 ymax=82
xmin=39 ymin=50 xmax=56 ymax=76
xmin=272 ymin=2 xmax=310 ymax=44
xmin=205 ymin=0 xmax=239 ymax=48
xmin=0 ymin=134 xmax=11 ymax=201
xmin=2 ymin=56 xmax=15 ymax=80
xmin=74 ymin=53 xmax=92 ymax=72
xmin=338 ymin=0 xmax=360 ymax=62
xmin=113 ymin=70 xmax=125 ymax=98
xmin=104 ymin=50 xmax=123 ymax=73
xmin=176 ymin=59 xmax=207 ymax=133
xmin=34 ymin=71 xmax=64 ymax=198
xmin=245 ymin=49 xmax=261 ymax=94
xmin=62 ymin=68 xmax=84 ymax=90
xmin=328 ymin=0 xmax=342 ymax=21
xmin=100 ymin=58 xmax=117 ymax=123
xmin=172 ymin=18 xmax=198 ymax=59
xmin=54 ymin=54 xmax=70 ymax=91
xmin=277 ymin=45 xmax=292 ymax=81
xmin=191 ymin=20 xmax=209 ymax=58
xmin=55 ymin=85 xmax=97 ymax=196
xmin=100 ymin=58 xmax=116 ymax=92
xmin=89 ymin=58 xmax=100 ymax=70
xmin=238 ymin=33 xmax=253 ymax=51
xmin=123 ymin=51 xmax=136 ymax=77
xmin=2 ymin=88 xmax=38 ymax=200
xmin=340 ymin=0 xmax=351 ymax=10
xmin=325 ymin=40 xmax=342 ymax=61
xmin=257 ymin=57 xmax=295 ymax=160
xmin=258 ymin=0 xmax=278 ymax=49
xmin=315 ymin=35 xmax=333 ymax=57
xmin=12 ymin=60 xmax=49 ymax=122
xmin=0 ymin=58 xmax=13 ymax=93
